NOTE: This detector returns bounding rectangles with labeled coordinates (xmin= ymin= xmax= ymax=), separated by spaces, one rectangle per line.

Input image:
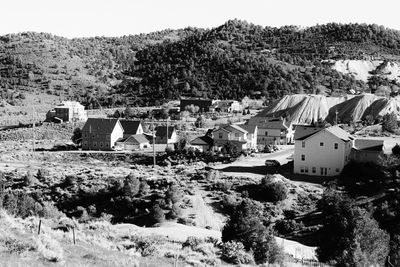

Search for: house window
xmin=235 ymin=133 xmax=239 ymax=137
xmin=312 ymin=167 xmax=316 ymax=173
xmin=105 ymin=143 xmax=109 ymax=147
xmin=265 ymin=131 xmax=268 ymax=136
xmin=302 ymin=141 xmax=305 ymax=148
xmin=106 ymin=135 xmax=110 ymax=140
xmin=336 ymin=168 xmax=340 ymax=172
xmin=83 ymin=141 xmax=88 ymax=147
xmin=320 ymin=142 xmax=324 ymax=146
xmin=300 ymin=166 xmax=304 ymax=173
xmin=93 ymin=142 xmax=97 ymax=147
xmin=219 ymin=133 xmax=223 ymax=139
xmin=334 ymin=143 xmax=338 ymax=149
xmin=301 ymin=154 xmax=305 ymax=161
xmin=92 ymin=133 xmax=95 ymax=138
xmin=100 ymin=142 xmax=103 ymax=148
xmin=304 ymin=167 xmax=309 ymax=173
xmin=84 ymin=132 xmax=87 ymax=138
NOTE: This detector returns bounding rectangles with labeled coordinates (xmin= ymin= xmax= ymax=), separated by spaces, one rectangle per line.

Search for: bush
xmin=151 ymin=204 xmax=165 ymax=224
xmin=275 ymin=219 xmax=304 ymax=235
xmin=4 ymin=237 xmax=36 ymax=254
xmin=213 ymin=180 xmax=232 ymax=192
xmin=166 ymin=203 xmax=182 ymax=220
xmin=222 ymin=199 xmax=284 ymax=265
xmin=130 ymin=235 xmax=160 ymax=257
xmin=259 ymin=177 xmax=288 ymax=202
xmin=165 ymin=184 xmax=181 ymax=205
xmin=39 ymin=202 xmax=64 ymax=219
xmin=220 ymin=241 xmax=254 ymax=264
xmin=165 ymin=146 xmax=173 ymax=154
xmin=393 ymin=143 xmax=400 ymax=156
xmin=382 ymin=112 xmax=398 ymax=133
xmin=123 ymin=173 xmax=140 ymax=197
xmin=182 ymin=236 xmax=203 ymax=250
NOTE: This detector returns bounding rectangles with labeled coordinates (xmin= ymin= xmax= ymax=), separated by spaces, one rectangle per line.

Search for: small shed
xmin=115 ymin=134 xmax=150 ymax=150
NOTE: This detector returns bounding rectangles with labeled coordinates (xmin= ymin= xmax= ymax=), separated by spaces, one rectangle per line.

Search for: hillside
xmin=256 ymin=93 xmax=400 ymax=124
xmin=2 ymin=21 xmax=400 ymax=109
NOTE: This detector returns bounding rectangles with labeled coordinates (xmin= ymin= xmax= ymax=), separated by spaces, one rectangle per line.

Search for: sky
xmin=2 ymin=0 xmax=400 ymax=38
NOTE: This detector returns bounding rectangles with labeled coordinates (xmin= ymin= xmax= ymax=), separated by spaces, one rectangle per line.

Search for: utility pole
xmin=152 ymin=120 xmax=156 ymax=168
xmin=32 ymin=106 xmax=35 ymax=156
xmin=166 ymin=116 xmax=169 ymax=148
xmin=335 ymin=109 xmax=338 ymax=125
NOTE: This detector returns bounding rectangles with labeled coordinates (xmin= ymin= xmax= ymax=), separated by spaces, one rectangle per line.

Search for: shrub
xmin=23 ymin=171 xmax=37 ymax=186
xmin=213 ymin=180 xmax=232 ymax=192
xmin=130 ymin=235 xmax=160 ymax=257
xmin=37 ymin=234 xmax=64 ymax=262
xmin=165 ymin=146 xmax=173 ymax=154
xmin=393 ymin=143 xmax=400 ymax=156
xmin=151 ymin=204 xmax=165 ymax=224
xmin=63 ymin=175 xmax=77 ymax=187
xmin=123 ymin=173 xmax=140 ymax=197
xmin=182 ymin=236 xmax=203 ymax=250
xmin=220 ymin=241 xmax=254 ymax=264
xmin=166 ymin=203 xmax=182 ymax=220
xmin=4 ymin=237 xmax=36 ymax=254
xmin=165 ymin=184 xmax=181 ymax=205
xmin=382 ymin=112 xmax=398 ymax=133
xmin=39 ymin=202 xmax=64 ymax=219
xmin=275 ymin=219 xmax=304 ymax=235
xmin=260 ymin=177 xmax=288 ymax=202
xmin=222 ymin=199 xmax=284 ymax=265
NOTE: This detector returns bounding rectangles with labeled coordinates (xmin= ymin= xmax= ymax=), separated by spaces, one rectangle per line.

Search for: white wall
xmin=110 ymin=122 xmax=124 ymax=148
xmin=293 ymin=130 xmax=351 ymax=176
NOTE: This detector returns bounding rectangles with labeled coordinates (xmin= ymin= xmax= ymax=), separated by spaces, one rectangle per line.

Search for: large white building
xmin=47 ymin=101 xmax=87 ymax=122
xmin=293 ymin=125 xmax=354 ymax=176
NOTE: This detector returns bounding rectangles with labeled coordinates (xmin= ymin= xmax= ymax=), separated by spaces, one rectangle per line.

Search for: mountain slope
xmin=2 ymin=21 xmax=400 ymax=108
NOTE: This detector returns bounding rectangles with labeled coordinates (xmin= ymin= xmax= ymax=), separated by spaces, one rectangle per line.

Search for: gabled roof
xmin=353 ymin=139 xmax=384 ymax=151
xmin=226 ymin=124 xmax=248 ymax=133
xmin=294 ymin=125 xmax=326 ymax=140
xmin=240 ymin=124 xmax=257 ymax=134
xmin=191 ymin=135 xmax=214 ymax=146
xmin=250 ymin=117 xmax=288 ymax=130
xmin=119 ymin=120 xmax=142 ymax=135
xmin=126 ymin=134 xmax=149 ymax=144
xmin=82 ymin=118 xmax=121 ymax=134
xmin=155 ymin=126 xmax=175 ymax=138
xmin=297 ymin=125 xmax=353 ymax=142
xmin=325 ymin=126 xmax=354 ymax=142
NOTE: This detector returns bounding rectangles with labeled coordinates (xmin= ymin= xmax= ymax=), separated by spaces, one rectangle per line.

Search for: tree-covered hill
xmin=2 ymin=20 xmax=400 ymax=108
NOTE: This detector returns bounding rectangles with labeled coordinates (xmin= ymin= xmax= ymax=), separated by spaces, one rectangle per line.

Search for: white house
xmin=213 ymin=124 xmax=253 ymax=152
xmin=239 ymin=124 xmax=258 ymax=150
xmin=293 ymin=125 xmax=354 ymax=176
xmin=47 ymin=101 xmax=87 ymax=122
xmin=247 ymin=117 xmax=293 ymax=146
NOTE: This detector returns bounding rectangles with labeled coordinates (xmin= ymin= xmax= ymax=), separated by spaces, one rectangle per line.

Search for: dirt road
xmin=212 ymin=146 xmax=294 ymax=179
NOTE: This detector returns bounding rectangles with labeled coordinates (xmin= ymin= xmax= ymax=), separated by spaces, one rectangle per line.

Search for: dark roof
xmin=240 ymin=124 xmax=257 ymax=134
xmin=155 ymin=126 xmax=175 ymax=138
xmin=125 ymin=134 xmax=149 ymax=144
xmin=353 ymin=139 xmax=384 ymax=151
xmin=119 ymin=120 xmax=141 ymax=135
xmin=294 ymin=125 xmax=325 ymax=140
xmin=295 ymin=125 xmax=353 ymax=141
xmin=249 ymin=117 xmax=288 ymax=129
xmin=82 ymin=118 xmax=121 ymax=134
xmin=191 ymin=135 xmax=214 ymax=146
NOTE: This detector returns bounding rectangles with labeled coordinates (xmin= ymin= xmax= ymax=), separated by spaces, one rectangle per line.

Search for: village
xmin=42 ymin=97 xmax=398 ymax=178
